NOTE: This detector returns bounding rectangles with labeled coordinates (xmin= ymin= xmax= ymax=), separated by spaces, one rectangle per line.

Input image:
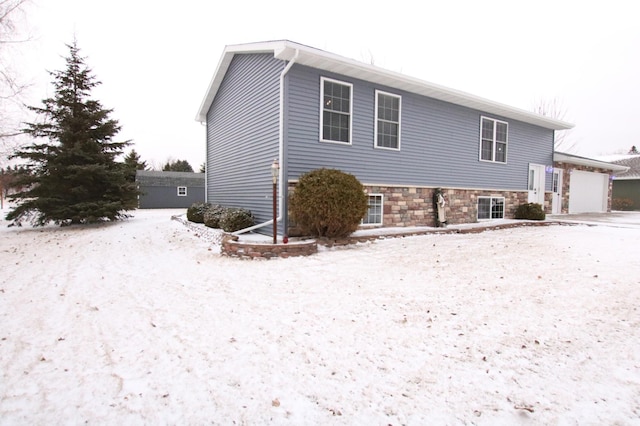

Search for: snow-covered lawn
xmin=1 ymin=209 xmax=639 ymax=424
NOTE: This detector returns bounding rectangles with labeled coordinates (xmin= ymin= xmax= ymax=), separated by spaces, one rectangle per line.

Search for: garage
xmin=568 ymin=170 xmax=608 ymax=213
xmin=554 ymin=152 xmax=629 ymax=215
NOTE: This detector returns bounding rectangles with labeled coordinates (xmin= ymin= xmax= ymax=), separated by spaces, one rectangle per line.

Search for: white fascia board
xmin=195 ymin=41 xmax=285 ymax=122
xmin=554 ymin=152 xmax=630 ymax=172
xmin=197 ymin=40 xmax=574 ymax=131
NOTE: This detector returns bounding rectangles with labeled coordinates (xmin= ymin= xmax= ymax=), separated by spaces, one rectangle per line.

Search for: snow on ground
xmin=1 ymin=208 xmax=639 ymax=425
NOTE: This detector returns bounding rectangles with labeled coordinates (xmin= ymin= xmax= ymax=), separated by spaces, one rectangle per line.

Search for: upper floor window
xmin=480 ymin=117 xmax=508 ymax=163
xmin=375 ymin=90 xmax=401 ymax=150
xmin=177 ymin=186 xmax=187 ymax=196
xmin=320 ymin=77 xmax=352 ymax=144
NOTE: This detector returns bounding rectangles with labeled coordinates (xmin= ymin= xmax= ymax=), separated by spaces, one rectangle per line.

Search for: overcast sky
xmin=17 ymin=0 xmax=640 ymax=169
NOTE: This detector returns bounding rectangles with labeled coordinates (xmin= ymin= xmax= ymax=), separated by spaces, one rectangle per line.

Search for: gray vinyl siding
xmin=136 ymin=172 xmax=205 ymax=209
xmin=206 ymin=53 xmax=284 ymax=231
xmin=285 ymin=64 xmax=554 ymax=191
xmin=138 ymin=186 xmax=204 ymax=209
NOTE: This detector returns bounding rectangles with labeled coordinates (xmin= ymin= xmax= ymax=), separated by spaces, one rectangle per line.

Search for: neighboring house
xmin=196 ymin=40 xmax=574 ymax=237
xmin=552 ymin=152 xmax=629 ymax=214
xmin=608 ymin=155 xmax=640 ymax=210
xmin=136 ymin=170 xmax=205 ymax=209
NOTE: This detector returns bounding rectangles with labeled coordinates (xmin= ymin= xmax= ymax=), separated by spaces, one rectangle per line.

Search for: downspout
xmin=233 ymin=48 xmax=299 ymax=235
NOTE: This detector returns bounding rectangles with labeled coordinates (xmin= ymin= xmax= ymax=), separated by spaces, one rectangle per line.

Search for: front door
xmin=528 ymin=164 xmax=546 ymax=205
xmin=551 ymin=169 xmax=563 ymax=214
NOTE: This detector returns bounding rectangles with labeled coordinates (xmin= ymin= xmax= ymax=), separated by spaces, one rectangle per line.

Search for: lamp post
xmin=271 ymin=159 xmax=279 ymax=244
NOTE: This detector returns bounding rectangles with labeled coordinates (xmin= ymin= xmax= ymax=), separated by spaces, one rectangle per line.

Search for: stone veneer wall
xmin=365 ymin=186 xmax=537 ymax=227
xmin=553 ymin=162 xmax=613 ymax=213
xmin=287 ymin=183 xmax=547 ymax=234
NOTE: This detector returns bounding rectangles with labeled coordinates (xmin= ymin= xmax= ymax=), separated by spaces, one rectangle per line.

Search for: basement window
xmin=477 ymin=196 xmax=504 ymax=219
xmin=362 ymin=194 xmax=383 ymax=226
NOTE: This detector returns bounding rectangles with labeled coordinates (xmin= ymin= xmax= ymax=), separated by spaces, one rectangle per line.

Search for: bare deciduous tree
xmin=1 ymin=0 xmax=30 ymax=158
xmin=533 ymin=97 xmax=577 ymax=153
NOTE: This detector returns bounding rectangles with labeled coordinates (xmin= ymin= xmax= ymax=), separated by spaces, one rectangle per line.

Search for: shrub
xmin=612 ymin=197 xmax=634 ymax=211
xmin=219 ymin=208 xmax=255 ymax=232
xmin=203 ymin=204 xmax=225 ymax=228
xmin=514 ymin=202 xmax=546 ymax=220
xmin=186 ymin=202 xmax=210 ymax=223
xmin=289 ymin=168 xmax=368 ymax=238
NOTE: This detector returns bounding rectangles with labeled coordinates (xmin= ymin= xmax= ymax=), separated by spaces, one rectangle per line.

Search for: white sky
xmin=17 ymin=0 xmax=640 ymax=169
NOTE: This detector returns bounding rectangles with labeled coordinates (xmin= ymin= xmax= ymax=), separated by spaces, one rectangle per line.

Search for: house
xmin=603 ymin=155 xmax=640 ymax=210
xmin=136 ymin=170 xmax=205 ymax=209
xmin=552 ymin=152 xmax=630 ymax=214
xmin=196 ymin=40 xmax=574 ymax=237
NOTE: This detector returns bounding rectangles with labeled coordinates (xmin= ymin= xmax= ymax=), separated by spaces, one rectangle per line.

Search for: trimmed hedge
xmin=186 ymin=202 xmax=211 ymax=223
xmin=514 ymin=203 xmax=546 ymax=220
xmin=219 ymin=207 xmax=255 ymax=232
xmin=612 ymin=197 xmax=634 ymax=211
xmin=289 ymin=168 xmax=368 ymax=238
xmin=189 ymin=203 xmax=255 ymax=233
xmin=203 ymin=204 xmax=225 ymax=228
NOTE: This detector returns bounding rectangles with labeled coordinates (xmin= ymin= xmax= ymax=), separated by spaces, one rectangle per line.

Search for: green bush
xmin=186 ymin=202 xmax=210 ymax=223
xmin=514 ymin=203 xmax=546 ymax=220
xmin=219 ymin=208 xmax=255 ymax=232
xmin=612 ymin=197 xmax=634 ymax=211
xmin=203 ymin=204 xmax=225 ymax=228
xmin=289 ymin=168 xmax=368 ymax=238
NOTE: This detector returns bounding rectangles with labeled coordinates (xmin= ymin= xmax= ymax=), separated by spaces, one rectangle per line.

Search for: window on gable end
xmin=480 ymin=117 xmax=508 ymax=163
xmin=320 ymin=77 xmax=352 ymax=144
xmin=375 ymin=90 xmax=401 ymax=150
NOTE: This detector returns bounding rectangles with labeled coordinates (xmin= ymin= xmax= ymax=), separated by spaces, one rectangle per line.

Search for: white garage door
xmin=569 ymin=170 xmax=608 ymax=213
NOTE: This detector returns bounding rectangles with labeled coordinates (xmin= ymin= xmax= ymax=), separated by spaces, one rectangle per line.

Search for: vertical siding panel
xmin=206 ymin=53 xmax=284 ymax=229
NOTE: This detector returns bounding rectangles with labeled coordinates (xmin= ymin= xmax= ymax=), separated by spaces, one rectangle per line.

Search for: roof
xmin=136 ymin=170 xmax=205 ymax=187
xmin=554 ymin=152 xmax=630 ymax=173
xmin=607 ymin=155 xmax=640 ymax=180
xmin=196 ymin=40 xmax=574 ymax=131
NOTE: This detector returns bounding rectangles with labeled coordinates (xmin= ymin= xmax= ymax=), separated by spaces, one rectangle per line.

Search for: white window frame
xmin=477 ymin=196 xmax=505 ymax=220
xmin=320 ymin=76 xmax=353 ymax=145
xmin=177 ymin=186 xmax=187 ymax=196
xmin=374 ymin=90 xmax=401 ymax=151
xmin=479 ymin=116 xmax=508 ymax=163
xmin=362 ymin=194 xmax=384 ymax=226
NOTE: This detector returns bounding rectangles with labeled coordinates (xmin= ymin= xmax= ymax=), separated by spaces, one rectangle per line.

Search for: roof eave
xmin=196 ymin=40 xmax=574 ymax=131
xmin=554 ymin=152 xmax=631 ymax=172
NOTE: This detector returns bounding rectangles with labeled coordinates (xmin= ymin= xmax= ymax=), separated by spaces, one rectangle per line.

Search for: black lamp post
xmin=271 ymin=159 xmax=279 ymax=244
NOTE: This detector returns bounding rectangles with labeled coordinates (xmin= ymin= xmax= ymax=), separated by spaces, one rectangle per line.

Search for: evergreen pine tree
xmin=6 ymin=42 xmax=138 ymax=226
xmin=162 ymin=159 xmax=193 ymax=172
xmin=123 ymin=149 xmax=148 ymax=182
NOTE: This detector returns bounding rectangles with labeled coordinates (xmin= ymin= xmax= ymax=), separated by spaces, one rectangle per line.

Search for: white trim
xmin=477 ymin=196 xmax=505 ymax=220
xmin=554 ymin=151 xmax=629 ymax=172
xmin=177 ymin=186 xmax=187 ymax=196
xmin=362 ymin=193 xmax=384 ymax=226
xmin=374 ymin=90 xmax=401 ymax=151
xmin=479 ymin=116 xmax=508 ymax=164
xmin=196 ymin=40 xmax=573 ymax=130
xmin=319 ymin=76 xmax=353 ymax=145
xmin=289 ymin=179 xmax=539 ymax=193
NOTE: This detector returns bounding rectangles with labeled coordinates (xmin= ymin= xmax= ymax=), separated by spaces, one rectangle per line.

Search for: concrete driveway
xmin=547 ymin=211 xmax=640 ymax=228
